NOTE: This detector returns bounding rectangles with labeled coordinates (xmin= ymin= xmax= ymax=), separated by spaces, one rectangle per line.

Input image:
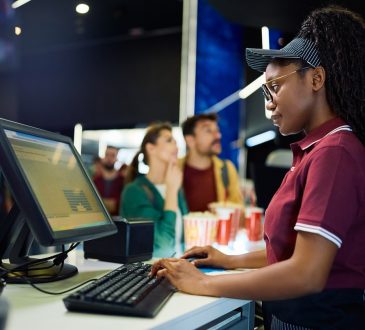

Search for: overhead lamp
xmin=12 ymin=0 xmax=31 ymax=9
xmin=246 ymin=130 xmax=276 ymax=147
xmin=15 ymin=26 xmax=22 ymax=36
xmin=261 ymin=26 xmax=270 ymax=49
xmin=238 ymin=74 xmax=265 ymax=99
xmin=76 ymin=3 xmax=89 ymax=14
xmin=73 ymin=123 xmax=83 ymax=154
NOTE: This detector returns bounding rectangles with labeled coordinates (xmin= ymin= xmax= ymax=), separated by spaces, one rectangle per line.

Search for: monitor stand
xmin=0 ymin=204 xmax=78 ymax=284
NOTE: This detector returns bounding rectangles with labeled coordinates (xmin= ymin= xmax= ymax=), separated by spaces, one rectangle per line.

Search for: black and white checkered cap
xmin=246 ymin=38 xmax=321 ymax=72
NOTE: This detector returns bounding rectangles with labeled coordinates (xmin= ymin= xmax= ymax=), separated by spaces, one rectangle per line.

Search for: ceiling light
xmin=76 ymin=3 xmax=89 ymax=14
xmin=15 ymin=26 xmax=22 ymax=36
xmin=73 ymin=123 xmax=83 ymax=154
xmin=12 ymin=0 xmax=31 ymax=9
xmin=261 ymin=26 xmax=270 ymax=49
xmin=246 ymin=130 xmax=276 ymax=147
xmin=239 ymin=75 xmax=265 ymax=99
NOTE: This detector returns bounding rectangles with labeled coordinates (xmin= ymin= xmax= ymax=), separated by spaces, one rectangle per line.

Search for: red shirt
xmin=183 ymin=164 xmax=217 ymax=212
xmin=265 ymin=117 xmax=365 ymax=289
xmin=93 ymin=174 xmax=124 ymax=215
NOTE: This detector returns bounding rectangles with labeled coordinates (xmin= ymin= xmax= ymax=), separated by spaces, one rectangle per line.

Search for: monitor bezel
xmin=0 ymin=118 xmax=117 ymax=246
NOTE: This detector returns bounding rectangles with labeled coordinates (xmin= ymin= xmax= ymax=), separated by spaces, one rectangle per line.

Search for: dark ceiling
xmin=15 ymin=0 xmax=183 ymax=52
xmin=208 ymin=0 xmax=365 ymax=33
xmin=14 ymin=0 xmax=365 ymax=51
xmin=8 ymin=0 xmax=365 ymax=133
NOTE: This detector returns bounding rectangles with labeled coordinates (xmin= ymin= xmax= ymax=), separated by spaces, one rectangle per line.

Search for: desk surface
xmin=2 ymin=251 xmax=254 ymax=330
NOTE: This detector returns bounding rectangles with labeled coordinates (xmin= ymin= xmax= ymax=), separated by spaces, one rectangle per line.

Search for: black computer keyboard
xmin=63 ymin=262 xmax=175 ymax=318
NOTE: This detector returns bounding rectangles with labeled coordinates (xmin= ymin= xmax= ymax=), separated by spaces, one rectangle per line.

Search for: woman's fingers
xmin=150 ymin=258 xmax=179 ymax=276
xmin=182 ymin=246 xmax=209 ymax=259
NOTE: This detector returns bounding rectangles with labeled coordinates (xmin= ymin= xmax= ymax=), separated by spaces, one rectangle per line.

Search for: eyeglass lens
xmin=261 ymin=84 xmax=272 ymax=102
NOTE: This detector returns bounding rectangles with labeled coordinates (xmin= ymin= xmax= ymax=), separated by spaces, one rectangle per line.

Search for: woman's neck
xmin=146 ymin=161 xmax=167 ymax=185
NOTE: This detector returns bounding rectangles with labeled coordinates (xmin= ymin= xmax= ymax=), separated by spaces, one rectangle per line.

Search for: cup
xmin=183 ymin=212 xmax=219 ymax=250
xmin=208 ymin=202 xmax=244 ymax=245
xmin=215 ymin=208 xmax=232 ymax=245
xmin=246 ymin=207 xmax=263 ymax=241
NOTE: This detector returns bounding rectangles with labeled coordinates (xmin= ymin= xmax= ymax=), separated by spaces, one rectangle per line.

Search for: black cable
xmin=23 ymin=276 xmax=97 ymax=295
xmin=0 ymin=242 xmax=100 ymax=295
xmin=0 ymin=242 xmax=80 ymax=275
xmin=0 ymin=264 xmax=97 ymax=295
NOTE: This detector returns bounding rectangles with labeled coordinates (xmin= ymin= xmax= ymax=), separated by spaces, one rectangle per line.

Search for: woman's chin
xmin=278 ymin=126 xmax=290 ymax=136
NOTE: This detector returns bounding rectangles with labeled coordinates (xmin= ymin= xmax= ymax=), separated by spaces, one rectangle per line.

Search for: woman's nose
xmin=265 ymin=99 xmax=276 ymax=111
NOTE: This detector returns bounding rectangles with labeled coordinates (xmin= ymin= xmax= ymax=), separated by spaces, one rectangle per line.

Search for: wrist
xmin=201 ymin=274 xmax=215 ymax=296
xmin=224 ymin=255 xmax=238 ymax=269
xmin=166 ymin=185 xmax=179 ymax=195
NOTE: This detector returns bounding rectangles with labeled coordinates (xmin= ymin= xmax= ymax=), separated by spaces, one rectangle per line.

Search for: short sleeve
xmin=295 ymin=146 xmax=359 ymax=247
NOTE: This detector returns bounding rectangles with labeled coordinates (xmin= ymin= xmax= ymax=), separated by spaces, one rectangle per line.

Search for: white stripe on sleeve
xmin=294 ymin=223 xmax=342 ymax=247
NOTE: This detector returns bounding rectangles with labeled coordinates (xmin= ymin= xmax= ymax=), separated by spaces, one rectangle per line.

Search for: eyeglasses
xmin=261 ymin=67 xmax=311 ymax=103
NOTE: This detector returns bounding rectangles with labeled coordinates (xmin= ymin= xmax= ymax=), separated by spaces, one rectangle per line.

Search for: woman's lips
xmin=271 ymin=115 xmax=281 ymax=125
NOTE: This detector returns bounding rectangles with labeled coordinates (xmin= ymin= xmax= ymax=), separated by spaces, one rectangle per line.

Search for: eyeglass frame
xmin=261 ymin=66 xmax=312 ymax=103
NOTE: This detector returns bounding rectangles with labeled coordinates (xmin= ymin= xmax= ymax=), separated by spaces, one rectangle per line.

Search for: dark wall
xmin=16 ymin=33 xmax=182 ymax=134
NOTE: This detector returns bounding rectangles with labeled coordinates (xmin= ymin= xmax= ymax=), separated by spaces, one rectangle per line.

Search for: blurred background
xmin=1 ymin=0 xmax=364 ymax=210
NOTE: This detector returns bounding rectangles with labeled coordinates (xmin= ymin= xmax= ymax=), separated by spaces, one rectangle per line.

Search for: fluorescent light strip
xmin=12 ymin=0 xmax=31 ymax=9
xmin=203 ymin=90 xmax=241 ymax=113
xmin=261 ymin=26 xmax=273 ymax=119
xmin=261 ymin=26 xmax=270 ymax=49
xmin=73 ymin=123 xmax=83 ymax=154
xmin=239 ymin=75 xmax=265 ymax=99
xmin=246 ymin=130 xmax=276 ymax=147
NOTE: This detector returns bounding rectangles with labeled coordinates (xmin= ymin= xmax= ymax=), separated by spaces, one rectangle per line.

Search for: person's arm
xmin=153 ymin=231 xmax=337 ymax=300
xmin=181 ymin=245 xmax=268 ymax=269
xmin=225 ymin=249 xmax=268 ymax=269
xmin=164 ymin=161 xmax=182 ymax=212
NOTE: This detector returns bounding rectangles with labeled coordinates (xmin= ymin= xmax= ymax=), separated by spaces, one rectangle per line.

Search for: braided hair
xmin=297 ymin=5 xmax=365 ymax=145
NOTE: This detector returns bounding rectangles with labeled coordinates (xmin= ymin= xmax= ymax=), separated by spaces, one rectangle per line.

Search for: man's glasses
xmin=261 ymin=67 xmax=311 ymax=103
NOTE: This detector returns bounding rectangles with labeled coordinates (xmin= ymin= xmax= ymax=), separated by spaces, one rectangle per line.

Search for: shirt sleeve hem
xmin=294 ymin=223 xmax=342 ymax=248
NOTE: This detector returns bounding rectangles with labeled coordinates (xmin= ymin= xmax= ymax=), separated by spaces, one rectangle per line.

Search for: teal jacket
xmin=120 ymin=175 xmax=188 ymax=257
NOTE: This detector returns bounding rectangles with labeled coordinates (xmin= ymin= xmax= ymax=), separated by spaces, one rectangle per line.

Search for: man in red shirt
xmin=179 ymin=113 xmax=242 ymax=212
xmin=93 ymin=146 xmax=124 ymax=215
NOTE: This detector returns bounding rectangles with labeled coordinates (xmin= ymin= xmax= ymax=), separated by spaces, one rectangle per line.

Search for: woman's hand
xmin=150 ymin=258 xmax=211 ymax=295
xmin=165 ymin=161 xmax=182 ymax=192
xmin=182 ymin=245 xmax=233 ymax=269
xmin=164 ymin=161 xmax=182 ymax=211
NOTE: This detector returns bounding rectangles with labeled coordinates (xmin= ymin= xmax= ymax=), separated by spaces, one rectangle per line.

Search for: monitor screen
xmin=0 ymin=118 xmax=117 ymax=246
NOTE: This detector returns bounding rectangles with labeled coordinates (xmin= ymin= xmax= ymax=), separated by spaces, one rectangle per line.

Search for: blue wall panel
xmin=195 ymin=0 xmax=243 ymax=167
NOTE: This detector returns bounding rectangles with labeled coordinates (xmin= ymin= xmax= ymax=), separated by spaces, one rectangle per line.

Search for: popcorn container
xmin=183 ymin=212 xmax=219 ymax=250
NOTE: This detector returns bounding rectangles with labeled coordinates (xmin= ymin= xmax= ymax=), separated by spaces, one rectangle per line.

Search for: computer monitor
xmin=0 ymin=118 xmax=117 ymax=283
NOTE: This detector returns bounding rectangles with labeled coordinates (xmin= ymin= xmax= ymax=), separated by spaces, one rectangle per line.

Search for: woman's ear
xmin=312 ymin=66 xmax=326 ymax=91
xmin=145 ymin=142 xmax=155 ymax=156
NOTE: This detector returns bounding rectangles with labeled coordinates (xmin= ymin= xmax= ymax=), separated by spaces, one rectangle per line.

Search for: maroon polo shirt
xmin=183 ymin=163 xmax=217 ymax=212
xmin=265 ymin=117 xmax=365 ymax=289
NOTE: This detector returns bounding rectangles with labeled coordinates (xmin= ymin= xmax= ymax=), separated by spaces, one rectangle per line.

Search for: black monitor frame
xmin=0 ymin=118 xmax=117 ymax=282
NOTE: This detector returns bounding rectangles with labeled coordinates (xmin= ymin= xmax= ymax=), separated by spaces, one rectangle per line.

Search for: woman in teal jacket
xmin=120 ymin=123 xmax=188 ymax=257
